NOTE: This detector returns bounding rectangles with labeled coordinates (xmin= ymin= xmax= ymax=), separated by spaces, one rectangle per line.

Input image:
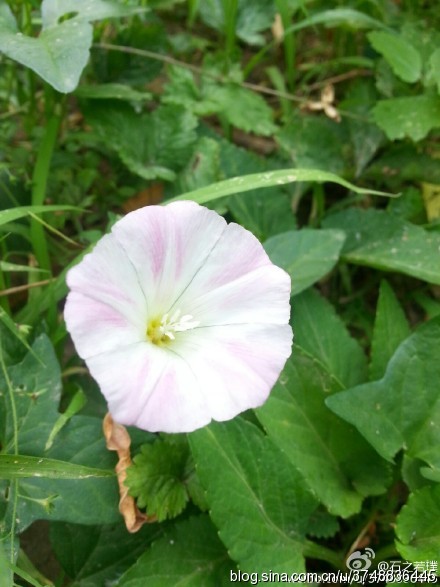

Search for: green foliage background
xmin=0 ymin=0 xmax=440 ymax=584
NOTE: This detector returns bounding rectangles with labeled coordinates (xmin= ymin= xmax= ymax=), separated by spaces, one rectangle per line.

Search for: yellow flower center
xmin=146 ymin=309 xmax=199 ymax=346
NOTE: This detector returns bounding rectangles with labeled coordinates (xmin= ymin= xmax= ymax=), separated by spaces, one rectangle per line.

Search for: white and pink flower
xmin=64 ymin=201 xmax=292 ymax=433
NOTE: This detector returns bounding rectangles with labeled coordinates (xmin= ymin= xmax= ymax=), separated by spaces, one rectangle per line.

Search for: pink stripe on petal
xmin=111 ymin=202 xmax=227 ymax=314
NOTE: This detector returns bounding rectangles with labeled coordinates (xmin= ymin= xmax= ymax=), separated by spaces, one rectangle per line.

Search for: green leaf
xmin=264 ymin=229 xmax=346 ymax=297
xmin=119 ymin=516 xmax=231 ymax=586
xmin=199 ymin=0 xmax=275 ymax=46
xmin=368 ymin=31 xmax=422 ymax=83
xmin=373 ymin=95 xmax=440 ymax=141
xmin=369 ymin=280 xmax=411 ymax=380
xmin=171 ymin=168 xmax=394 ymax=205
xmin=0 ymin=0 xmax=141 ymax=93
xmin=0 ymin=205 xmax=80 ymax=226
xmin=176 ymin=137 xmax=222 ymax=194
xmin=0 ymin=334 xmax=120 ymax=531
xmin=0 ymin=454 xmax=113 ymax=479
xmin=75 ymin=83 xmax=152 ymax=102
xmin=189 ymin=419 xmax=317 ymax=573
xmin=427 ymin=48 xmax=440 ymax=93
xmin=86 ymin=102 xmax=198 ymax=181
xmin=396 ymin=485 xmax=440 ymax=563
xmin=323 ymin=208 xmax=440 ymax=285
xmin=126 ymin=436 xmax=194 ymax=522
xmin=205 ymin=84 xmax=276 ymax=136
xmin=326 ymin=316 xmax=440 ymax=471
xmin=256 ymin=294 xmax=389 ymax=518
xmin=292 ymin=289 xmax=368 ymax=389
xmin=50 ymin=521 xmax=161 ymax=586
xmin=277 ymin=116 xmax=348 ymax=174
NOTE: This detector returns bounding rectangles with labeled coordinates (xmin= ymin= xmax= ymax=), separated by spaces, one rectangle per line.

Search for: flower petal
xmin=64 ymin=292 xmax=144 ymax=360
xmin=86 ymin=342 xmax=211 ymax=433
xmin=175 ymin=322 xmax=293 ymax=421
xmin=173 ymin=222 xmax=291 ymax=325
xmin=66 ymin=233 xmax=147 ymax=328
xmin=110 ymin=201 xmax=227 ymax=315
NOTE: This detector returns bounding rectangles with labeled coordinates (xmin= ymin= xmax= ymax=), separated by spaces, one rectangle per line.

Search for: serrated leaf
xmin=85 ymin=102 xmax=198 ymax=181
xmin=119 ymin=516 xmax=231 ymax=586
xmin=307 ymin=510 xmax=340 ymax=539
xmin=396 ymin=485 xmax=440 ymax=563
xmin=323 ymin=208 xmax=440 ymax=285
xmin=189 ymin=418 xmax=317 ymax=573
xmin=50 ymin=521 xmax=160 ymax=586
xmin=373 ymin=95 xmax=440 ymax=141
xmin=126 ymin=437 xmax=194 ymax=522
xmin=264 ymin=229 xmax=346 ymax=296
xmin=205 ymin=83 xmax=276 ymax=136
xmin=368 ymin=31 xmax=421 ymax=83
xmin=326 ymin=317 xmax=440 ymax=472
xmin=369 ymin=280 xmax=411 ymax=380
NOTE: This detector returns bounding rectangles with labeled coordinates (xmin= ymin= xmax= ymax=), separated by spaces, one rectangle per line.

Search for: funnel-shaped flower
xmin=65 ymin=201 xmax=292 ymax=433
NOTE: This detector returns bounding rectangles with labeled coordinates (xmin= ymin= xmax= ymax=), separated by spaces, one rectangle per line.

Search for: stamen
xmin=147 ymin=309 xmax=199 ymax=345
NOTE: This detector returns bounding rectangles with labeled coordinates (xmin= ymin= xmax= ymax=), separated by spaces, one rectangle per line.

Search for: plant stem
xmin=30 ymin=110 xmax=61 ymax=271
xmin=304 ymin=540 xmax=345 ymax=570
xmin=223 ymin=0 xmax=238 ymax=67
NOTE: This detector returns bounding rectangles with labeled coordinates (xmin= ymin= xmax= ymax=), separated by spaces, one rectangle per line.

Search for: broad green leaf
xmin=204 ymin=83 xmax=276 ymax=136
xmin=41 ymin=0 xmax=142 ymax=28
xmin=258 ymin=351 xmax=390 ymax=517
xmin=264 ymin=229 xmax=346 ymax=296
xmin=189 ymin=419 xmax=317 ymax=572
xmin=292 ymin=289 xmax=368 ymax=389
xmin=50 ymin=521 xmax=161 ymax=586
xmin=0 ymin=1 xmax=140 ymax=93
xmin=427 ymin=48 xmax=440 ymax=93
xmin=0 ymin=205 xmax=80 ymax=227
xmin=373 ymin=95 xmax=440 ymax=141
xmin=75 ymin=83 xmax=152 ymax=102
xmin=326 ymin=316 xmax=440 ymax=471
xmin=368 ymin=31 xmax=422 ymax=83
xmin=176 ymin=137 xmax=223 ymax=194
xmin=85 ymin=102 xmax=198 ymax=181
xmin=171 ymin=168 xmax=393 ymax=205
xmin=0 ymin=455 xmax=113 ymax=479
xmin=126 ymin=437 xmax=194 ymax=522
xmin=369 ymin=280 xmax=411 ymax=380
xmin=277 ymin=116 xmax=348 ymax=174
xmin=119 ymin=516 xmax=231 ymax=586
xmin=323 ymin=208 xmax=440 ymax=285
xmin=0 ymin=334 xmax=119 ymax=531
xmin=257 ymin=290 xmax=388 ymax=517
xmin=396 ymin=485 xmax=440 ymax=562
